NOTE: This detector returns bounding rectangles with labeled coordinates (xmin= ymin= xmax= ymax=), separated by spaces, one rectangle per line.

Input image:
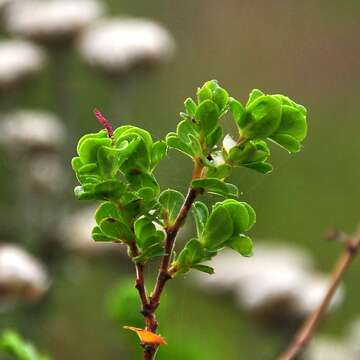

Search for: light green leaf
xmin=269 ymin=134 xmax=301 ymax=153
xmin=227 ymin=234 xmax=253 ymax=257
xmin=184 ymin=97 xmax=197 ymax=117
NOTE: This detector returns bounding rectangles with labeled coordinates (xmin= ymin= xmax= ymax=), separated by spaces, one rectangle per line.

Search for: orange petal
xmin=123 ymin=326 xmax=167 ymax=345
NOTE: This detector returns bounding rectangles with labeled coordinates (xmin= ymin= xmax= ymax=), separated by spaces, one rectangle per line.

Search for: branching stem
xmin=277 ymin=227 xmax=360 ymax=360
xmin=137 ymin=159 xmax=203 ymax=359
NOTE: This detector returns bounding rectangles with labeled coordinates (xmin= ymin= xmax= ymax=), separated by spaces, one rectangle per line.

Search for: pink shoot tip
xmin=93 ymin=107 xmax=114 ymax=139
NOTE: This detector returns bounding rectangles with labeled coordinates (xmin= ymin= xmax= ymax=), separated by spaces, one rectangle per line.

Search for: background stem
xmin=277 ymin=228 xmax=360 ymax=360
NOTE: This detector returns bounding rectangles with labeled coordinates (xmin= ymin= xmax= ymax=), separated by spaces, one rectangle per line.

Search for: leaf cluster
xmin=71 ymin=80 xmax=308 ymax=276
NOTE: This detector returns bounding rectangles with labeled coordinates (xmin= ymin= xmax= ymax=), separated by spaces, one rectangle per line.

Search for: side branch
xmin=277 ymin=228 xmax=360 ymax=360
xmin=149 ymin=186 xmax=200 ymax=314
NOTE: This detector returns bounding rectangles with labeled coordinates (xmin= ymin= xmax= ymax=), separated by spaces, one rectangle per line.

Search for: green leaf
xmin=229 ymin=97 xmax=245 ymax=126
xmin=126 ymin=172 xmax=160 ymax=198
xmin=191 ymin=201 xmax=209 ymax=237
xmin=206 ymin=125 xmax=223 ymax=150
xmin=151 ymin=141 xmax=167 ymax=170
xmin=246 ymin=89 xmax=264 ymax=106
xmin=78 ymin=137 xmax=112 ymax=164
xmin=192 ymin=178 xmax=239 ymax=198
xmin=71 ymin=157 xmax=83 ymax=172
xmin=202 ymin=205 xmax=233 ymax=250
xmin=243 ymin=161 xmax=273 ymax=174
xmin=94 ymin=179 xmax=126 ymax=199
xmin=195 ymin=99 xmax=220 ymax=135
xmin=176 ymin=239 xmax=204 ymax=273
xmin=134 ymin=216 xmax=165 ymax=250
xmin=269 ymin=134 xmax=301 ymax=153
xmin=213 ymin=87 xmax=229 ymax=111
xmin=192 ymin=264 xmax=215 ymax=274
xmin=132 ymin=243 xmax=165 ymax=263
xmin=197 ymin=86 xmax=212 ymax=103
xmin=166 ymin=133 xmax=195 ymax=158
xmin=242 ymin=95 xmax=282 ymax=139
xmin=158 ymin=189 xmax=185 ymax=225
xmin=92 ymin=225 xmax=116 ymax=242
xmin=275 ymin=104 xmax=307 ymax=141
xmin=227 ymin=234 xmax=253 ymax=257
xmin=99 ymin=218 xmax=133 ymax=242
xmin=184 ymin=97 xmax=197 ymax=117
xmin=95 ymin=202 xmax=119 ymax=225
xmin=222 ymin=199 xmax=255 ymax=233
xmin=76 ymin=130 xmax=107 ymax=155
xmin=97 ymin=146 xmax=121 ymax=178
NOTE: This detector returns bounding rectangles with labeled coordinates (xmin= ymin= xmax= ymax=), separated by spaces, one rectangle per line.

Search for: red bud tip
xmin=93 ymin=107 xmax=114 ymax=139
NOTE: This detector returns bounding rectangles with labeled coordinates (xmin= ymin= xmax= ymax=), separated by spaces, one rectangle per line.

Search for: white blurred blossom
xmin=0 ymin=39 xmax=46 ymax=89
xmin=195 ymin=243 xmax=344 ymax=319
xmin=304 ymin=337 xmax=355 ymax=360
xmin=60 ymin=207 xmax=122 ymax=256
xmin=27 ymin=154 xmax=65 ymax=193
xmin=77 ymin=17 xmax=175 ymax=75
xmin=4 ymin=0 xmax=105 ymax=43
xmin=0 ymin=110 xmax=65 ymax=152
xmin=0 ymin=244 xmax=49 ymax=302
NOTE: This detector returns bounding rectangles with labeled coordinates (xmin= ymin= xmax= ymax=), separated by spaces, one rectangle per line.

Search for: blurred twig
xmin=277 ymin=227 xmax=360 ymax=360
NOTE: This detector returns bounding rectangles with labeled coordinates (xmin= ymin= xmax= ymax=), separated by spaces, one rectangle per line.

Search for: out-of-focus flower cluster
xmin=195 ymin=243 xmax=344 ymax=324
xmin=304 ymin=318 xmax=360 ymax=360
xmin=0 ymin=244 xmax=49 ymax=307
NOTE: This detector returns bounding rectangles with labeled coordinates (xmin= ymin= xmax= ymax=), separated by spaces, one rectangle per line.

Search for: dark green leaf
xmin=229 ymin=97 xmax=245 ymax=126
xmin=192 ymin=178 xmax=239 ymax=198
xmin=202 ymin=205 xmax=233 ymax=250
xmin=99 ymin=218 xmax=133 ymax=242
xmin=159 ymin=189 xmax=185 ymax=225
xmin=191 ymin=201 xmax=209 ymax=237
xmin=95 ymin=202 xmax=119 ymax=225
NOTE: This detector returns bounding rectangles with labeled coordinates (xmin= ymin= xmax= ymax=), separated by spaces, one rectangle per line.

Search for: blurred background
xmin=1 ymin=0 xmax=360 ymax=359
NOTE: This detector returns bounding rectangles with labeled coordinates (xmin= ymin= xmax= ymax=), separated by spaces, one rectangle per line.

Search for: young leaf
xmin=229 ymin=97 xmax=245 ymax=126
xmin=158 ymin=189 xmax=185 ymax=225
xmin=213 ymin=87 xmax=229 ymax=111
xmin=195 ymin=99 xmax=220 ymax=135
xmin=197 ymin=86 xmax=212 ymax=103
xmin=242 ymin=95 xmax=282 ymax=139
xmin=184 ymin=97 xmax=197 ymax=117
xmin=151 ymin=141 xmax=167 ymax=170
